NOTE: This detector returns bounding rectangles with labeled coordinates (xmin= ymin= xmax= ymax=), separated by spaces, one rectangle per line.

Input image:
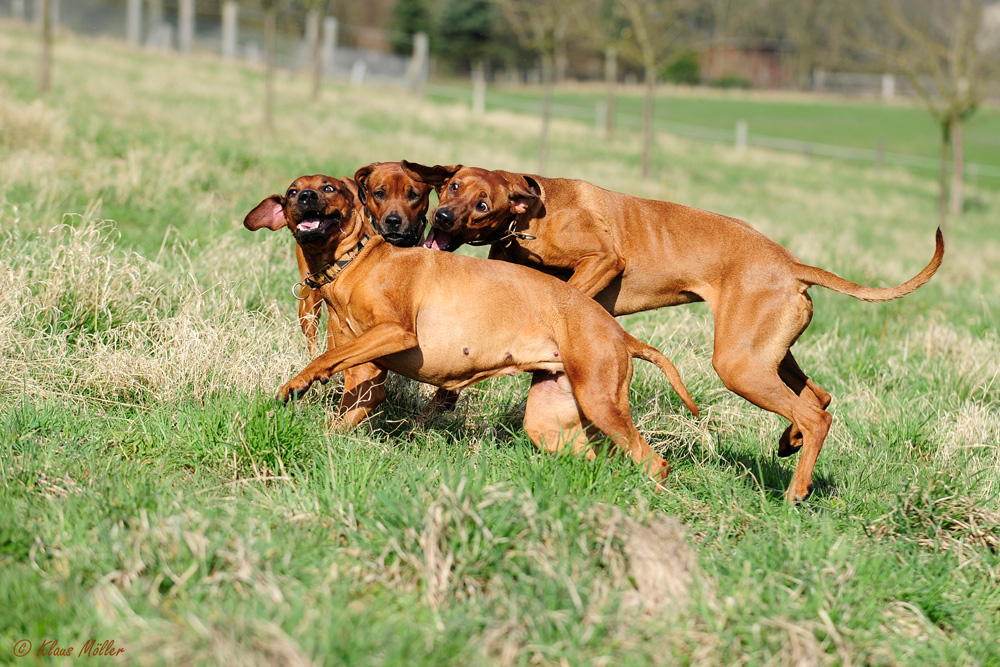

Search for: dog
xmin=244 ymin=174 xmax=700 ymax=482
xmin=248 ymin=164 xmax=437 ymax=427
xmin=402 ymin=161 xmax=944 ymax=502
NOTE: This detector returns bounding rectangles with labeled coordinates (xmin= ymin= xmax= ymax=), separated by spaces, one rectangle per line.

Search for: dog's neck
xmin=297 ymin=213 xmax=381 ymax=288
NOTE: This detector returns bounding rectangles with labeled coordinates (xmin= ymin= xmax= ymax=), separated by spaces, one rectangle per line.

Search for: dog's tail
xmin=794 ymin=228 xmax=944 ymax=302
xmin=626 ymin=335 xmax=699 ymax=417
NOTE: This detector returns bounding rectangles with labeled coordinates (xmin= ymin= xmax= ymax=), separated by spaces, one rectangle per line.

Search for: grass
xmin=429 ymin=82 xmax=1000 ymax=171
xmin=2 ymin=20 xmax=1000 ymax=665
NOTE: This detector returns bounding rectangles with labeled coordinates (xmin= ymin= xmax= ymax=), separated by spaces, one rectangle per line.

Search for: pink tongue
xmin=423 ymin=228 xmax=454 ymax=250
xmin=299 ymin=220 xmax=320 ymax=231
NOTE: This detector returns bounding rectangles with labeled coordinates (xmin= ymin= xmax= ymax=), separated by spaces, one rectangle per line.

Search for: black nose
xmin=383 ymin=213 xmax=402 ymax=230
xmin=434 ymin=208 xmax=455 ymax=229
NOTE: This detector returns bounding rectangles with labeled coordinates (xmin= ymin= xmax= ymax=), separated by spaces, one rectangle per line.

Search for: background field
xmin=2 ymin=23 xmax=999 ymax=665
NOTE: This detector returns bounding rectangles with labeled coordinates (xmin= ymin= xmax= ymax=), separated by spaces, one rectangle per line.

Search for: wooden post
xmin=604 ymin=47 xmax=617 ymax=138
xmin=126 ymin=0 xmax=141 ymax=45
xmin=472 ymin=61 xmax=486 ymax=115
xmin=12 ymin=0 xmax=26 ymax=21
xmin=147 ymin=0 xmax=164 ymax=47
xmin=322 ymin=17 xmax=338 ymax=78
xmin=179 ymin=0 xmax=195 ymax=55
xmin=407 ymin=31 xmax=429 ymax=96
xmin=301 ymin=9 xmax=319 ymax=74
xmin=222 ymin=1 xmax=238 ymax=61
xmin=735 ymin=120 xmax=747 ymax=154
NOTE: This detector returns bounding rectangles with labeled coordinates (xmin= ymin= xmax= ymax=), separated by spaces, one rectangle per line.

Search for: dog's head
xmin=354 ymin=162 xmax=434 ymax=248
xmin=402 ymin=161 xmax=541 ymax=252
xmin=243 ymin=174 xmax=355 ymax=247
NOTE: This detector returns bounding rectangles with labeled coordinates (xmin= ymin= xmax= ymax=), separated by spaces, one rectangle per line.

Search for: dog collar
xmin=302 ymin=233 xmax=372 ymax=289
xmin=466 ymin=215 xmax=537 ymax=247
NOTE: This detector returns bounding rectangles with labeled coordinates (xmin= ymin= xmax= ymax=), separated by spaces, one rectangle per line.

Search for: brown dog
xmin=244 ymin=174 xmax=700 ymax=482
xmin=402 ymin=161 xmax=945 ymax=502
xmin=256 ymin=164 xmax=437 ymax=427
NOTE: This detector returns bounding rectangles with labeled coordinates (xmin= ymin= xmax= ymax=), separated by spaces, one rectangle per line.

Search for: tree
xmin=492 ymin=0 xmax=571 ymax=173
xmin=389 ymin=0 xmax=431 ymax=56
xmin=435 ymin=0 xmax=499 ymax=73
xmin=849 ymin=0 xmax=1000 ymax=224
xmin=615 ymin=0 xmax=698 ymax=178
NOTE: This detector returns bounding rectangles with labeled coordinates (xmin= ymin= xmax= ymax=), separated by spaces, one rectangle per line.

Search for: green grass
xmin=2 ymin=20 xmax=1000 ymax=665
xmin=429 ymin=83 xmax=1000 ymax=171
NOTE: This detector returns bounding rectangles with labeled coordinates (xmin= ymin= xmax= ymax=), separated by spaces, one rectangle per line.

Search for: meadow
xmin=1 ymin=22 xmax=999 ymax=665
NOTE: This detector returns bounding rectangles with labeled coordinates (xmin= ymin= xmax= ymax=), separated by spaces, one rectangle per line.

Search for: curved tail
xmin=794 ymin=228 xmax=944 ymax=302
xmin=626 ymin=335 xmax=699 ymax=417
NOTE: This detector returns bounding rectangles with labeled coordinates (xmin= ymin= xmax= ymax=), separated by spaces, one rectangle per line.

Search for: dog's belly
xmin=379 ymin=306 xmax=565 ymax=390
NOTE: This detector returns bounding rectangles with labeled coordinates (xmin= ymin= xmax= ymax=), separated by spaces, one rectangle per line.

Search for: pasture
xmin=2 ymin=23 xmax=999 ymax=665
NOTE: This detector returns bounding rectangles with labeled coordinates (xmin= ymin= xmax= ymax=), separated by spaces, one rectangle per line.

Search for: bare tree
xmin=616 ymin=0 xmax=697 ymax=178
xmin=492 ymin=0 xmax=571 ymax=173
xmin=851 ymin=0 xmax=1000 ymax=224
xmin=38 ymin=0 xmax=53 ymax=95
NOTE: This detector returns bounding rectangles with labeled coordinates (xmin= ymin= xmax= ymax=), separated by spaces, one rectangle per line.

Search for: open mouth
xmin=422 ymin=228 xmax=462 ymax=252
xmin=294 ymin=216 xmax=335 ymax=241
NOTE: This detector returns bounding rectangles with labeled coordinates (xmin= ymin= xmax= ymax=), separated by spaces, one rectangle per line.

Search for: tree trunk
xmin=949 ymin=113 xmax=964 ymax=217
xmin=937 ymin=119 xmax=951 ymax=229
xmin=264 ymin=10 xmax=276 ymax=132
xmin=39 ymin=0 xmax=52 ymax=95
xmin=538 ymin=51 xmax=554 ymax=174
xmin=641 ymin=64 xmax=656 ymax=178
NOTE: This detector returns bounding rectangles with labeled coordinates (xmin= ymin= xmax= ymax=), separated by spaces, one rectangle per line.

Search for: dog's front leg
xmin=279 ymin=323 xmax=418 ymax=401
xmin=567 ymin=252 xmax=625 ymax=298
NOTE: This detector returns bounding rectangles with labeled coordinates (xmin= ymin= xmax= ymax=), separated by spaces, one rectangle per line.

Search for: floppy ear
xmin=508 ymin=176 xmax=542 ymax=217
xmin=244 ymin=195 xmax=287 ymax=231
xmin=400 ymin=160 xmax=462 ymax=187
xmin=353 ymin=164 xmax=375 ymax=207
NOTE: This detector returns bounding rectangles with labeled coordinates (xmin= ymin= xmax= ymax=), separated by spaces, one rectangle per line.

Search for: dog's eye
xmin=322 ymin=185 xmax=335 ymax=193
xmin=476 ymin=201 xmax=489 ymax=213
xmin=407 ymin=189 xmax=420 ymax=201
xmin=373 ymin=190 xmax=386 ymax=201
xmin=449 ymin=182 xmax=459 ymax=193
xmin=288 ymin=189 xmax=298 ymax=197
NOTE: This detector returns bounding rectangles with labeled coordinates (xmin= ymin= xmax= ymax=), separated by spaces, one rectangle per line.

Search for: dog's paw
xmin=278 ymin=378 xmax=313 ymax=402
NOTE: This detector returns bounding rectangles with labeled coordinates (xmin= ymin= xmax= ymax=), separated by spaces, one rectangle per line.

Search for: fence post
xmin=179 ymin=0 xmax=194 ymax=55
xmin=12 ymin=0 xmax=25 ymax=20
xmin=881 ymin=73 xmax=895 ymax=101
xmin=604 ymin=47 xmax=617 ymax=138
xmin=350 ymin=60 xmax=367 ymax=87
xmin=595 ymin=101 xmax=606 ymax=135
xmin=322 ymin=17 xmax=338 ymax=78
xmin=472 ymin=61 xmax=486 ymax=115
xmin=735 ymin=120 xmax=747 ymax=154
xmin=126 ymin=0 xmax=141 ymax=45
xmin=406 ymin=31 xmax=428 ymax=96
xmin=300 ymin=9 xmax=319 ymax=73
xmin=147 ymin=0 xmax=164 ymax=46
xmin=222 ymin=1 xmax=238 ymax=61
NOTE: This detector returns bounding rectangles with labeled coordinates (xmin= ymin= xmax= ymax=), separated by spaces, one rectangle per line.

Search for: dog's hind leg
xmin=777 ymin=351 xmax=832 ymax=457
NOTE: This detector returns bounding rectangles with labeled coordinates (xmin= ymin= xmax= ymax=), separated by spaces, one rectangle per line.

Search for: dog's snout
xmin=384 ymin=213 xmax=403 ymax=230
xmin=298 ymin=189 xmax=319 ymax=206
xmin=434 ymin=208 xmax=455 ymax=229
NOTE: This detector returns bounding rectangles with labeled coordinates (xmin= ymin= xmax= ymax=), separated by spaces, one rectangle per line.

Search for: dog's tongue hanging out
xmin=423 ymin=228 xmax=455 ymax=251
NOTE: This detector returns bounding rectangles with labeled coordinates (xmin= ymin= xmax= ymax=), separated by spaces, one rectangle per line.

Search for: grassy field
xmin=429 ymin=83 xmax=1000 ymax=171
xmin=2 ymin=22 xmax=999 ymax=665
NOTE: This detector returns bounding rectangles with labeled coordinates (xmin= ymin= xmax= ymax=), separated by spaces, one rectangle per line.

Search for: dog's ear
xmin=400 ymin=160 xmax=461 ymax=188
xmin=353 ymin=164 xmax=376 ymax=207
xmin=508 ymin=176 xmax=543 ymax=217
xmin=244 ymin=195 xmax=287 ymax=231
